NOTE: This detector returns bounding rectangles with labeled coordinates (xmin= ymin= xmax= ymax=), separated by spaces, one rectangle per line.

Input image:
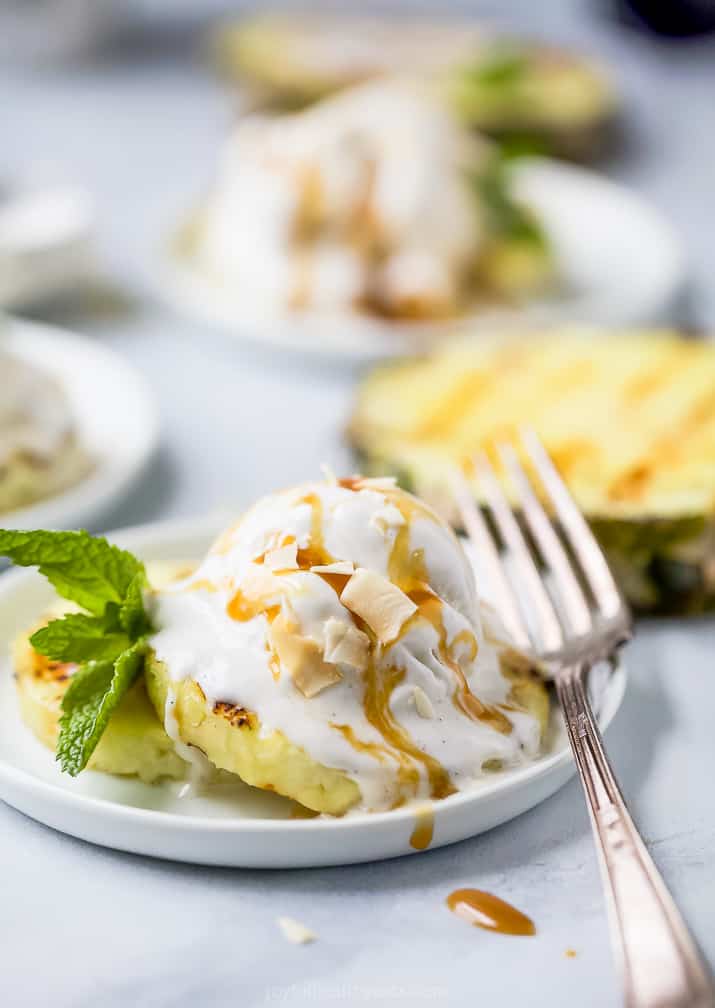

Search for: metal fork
xmin=449 ymin=430 xmax=713 ymax=1008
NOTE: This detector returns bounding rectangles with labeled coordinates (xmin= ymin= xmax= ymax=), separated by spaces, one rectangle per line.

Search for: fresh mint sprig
xmin=0 ymin=529 xmax=154 ymax=776
xmin=472 ymin=154 xmax=548 ymax=248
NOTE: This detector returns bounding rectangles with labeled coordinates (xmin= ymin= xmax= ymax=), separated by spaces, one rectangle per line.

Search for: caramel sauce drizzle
xmin=385 ymin=490 xmax=511 ymax=736
xmin=417 ymin=596 xmax=512 ymax=736
xmin=332 ymin=722 xmax=418 ymax=797
xmin=337 ymin=476 xmax=364 ymax=491
xmin=223 ymin=485 xmax=508 ymax=807
xmin=362 ymin=660 xmax=451 ymax=801
xmin=227 ymin=593 xmax=280 ymax=624
xmin=409 ymin=803 xmax=434 ymax=850
xmin=446 ymin=890 xmax=536 ymax=936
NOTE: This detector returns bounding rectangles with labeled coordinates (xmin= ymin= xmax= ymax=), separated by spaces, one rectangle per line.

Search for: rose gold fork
xmin=449 ymin=430 xmax=714 ymax=1008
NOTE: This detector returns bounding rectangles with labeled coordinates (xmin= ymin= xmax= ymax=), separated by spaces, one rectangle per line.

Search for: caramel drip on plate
xmin=446 ymin=890 xmax=536 ymax=936
xmin=409 ymin=803 xmax=435 ymax=850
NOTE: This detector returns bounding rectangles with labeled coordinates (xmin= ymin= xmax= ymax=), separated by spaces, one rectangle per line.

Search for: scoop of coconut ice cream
xmin=149 ymin=477 xmax=542 ymax=811
xmin=194 ymin=78 xmax=486 ymax=318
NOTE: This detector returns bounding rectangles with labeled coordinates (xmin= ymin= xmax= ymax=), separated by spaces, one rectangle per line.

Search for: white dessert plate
xmin=1 ymin=317 xmax=158 ymax=531
xmin=159 ymin=157 xmax=683 ymax=361
xmin=0 ymin=515 xmax=626 ymax=868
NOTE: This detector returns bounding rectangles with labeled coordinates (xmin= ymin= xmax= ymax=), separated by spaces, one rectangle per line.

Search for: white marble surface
xmin=2 ymin=3 xmax=715 ymax=1005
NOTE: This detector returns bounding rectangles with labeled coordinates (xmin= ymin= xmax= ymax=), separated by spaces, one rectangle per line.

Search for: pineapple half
xmin=349 ymin=329 xmax=715 ymax=615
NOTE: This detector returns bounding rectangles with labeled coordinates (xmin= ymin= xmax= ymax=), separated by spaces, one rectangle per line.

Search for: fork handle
xmin=556 ymin=664 xmax=714 ymax=1008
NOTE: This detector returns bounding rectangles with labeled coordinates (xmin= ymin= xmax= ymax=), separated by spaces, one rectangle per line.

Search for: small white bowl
xmin=0 ymin=187 xmax=94 ymax=308
xmin=159 ymin=157 xmax=684 ymax=361
xmin=0 ymin=515 xmax=626 ymax=868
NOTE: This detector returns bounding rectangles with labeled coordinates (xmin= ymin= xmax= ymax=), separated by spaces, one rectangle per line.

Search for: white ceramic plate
xmin=1 ymin=318 xmax=158 ymax=531
xmin=0 ymin=516 xmax=626 ymax=868
xmin=159 ymin=157 xmax=683 ymax=361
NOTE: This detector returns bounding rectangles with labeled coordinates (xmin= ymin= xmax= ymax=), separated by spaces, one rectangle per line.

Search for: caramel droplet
xmin=446 ymin=889 xmax=536 ymax=936
xmin=409 ymin=804 xmax=434 ymax=850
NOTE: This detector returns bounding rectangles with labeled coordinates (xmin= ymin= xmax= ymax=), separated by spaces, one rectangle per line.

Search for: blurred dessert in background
xmin=0 ymin=350 xmax=91 ymax=514
xmin=214 ymin=12 xmax=616 ymax=161
xmin=175 ymin=78 xmax=553 ymax=325
xmin=350 ymin=329 xmax=715 ymax=615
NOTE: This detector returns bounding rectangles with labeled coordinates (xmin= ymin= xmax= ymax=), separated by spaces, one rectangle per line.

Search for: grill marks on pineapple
xmin=213 ymin=701 xmax=255 ymax=729
xmin=355 ymin=333 xmax=715 ymax=517
xmin=31 ymin=650 xmax=76 ymax=684
xmin=608 ymin=384 xmax=715 ymax=504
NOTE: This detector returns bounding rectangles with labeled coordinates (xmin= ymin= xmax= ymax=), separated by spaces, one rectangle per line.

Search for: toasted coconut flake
xmin=360 ymin=476 xmax=398 ymax=490
xmin=265 ymin=541 xmax=299 ymax=571
xmin=277 ymin=917 xmax=316 ymax=945
xmin=279 ymin=598 xmax=300 ymax=633
xmin=370 ymin=503 xmax=407 ymax=535
xmin=311 ymin=560 xmax=355 ymax=575
xmin=323 ymin=618 xmax=370 ymax=669
xmin=241 ymin=565 xmax=281 ymax=598
xmin=412 ymin=685 xmax=435 ymax=719
xmin=340 ymin=568 xmax=417 ymax=643
xmin=270 ymin=625 xmax=342 ymax=698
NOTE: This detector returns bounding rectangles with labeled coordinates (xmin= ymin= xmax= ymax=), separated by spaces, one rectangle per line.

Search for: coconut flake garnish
xmin=311 ymin=561 xmax=355 ymax=575
xmin=412 ymin=685 xmax=435 ymax=719
xmin=277 ymin=917 xmax=316 ymax=944
xmin=323 ymin=618 xmax=370 ymax=669
xmin=340 ymin=568 xmax=416 ymax=644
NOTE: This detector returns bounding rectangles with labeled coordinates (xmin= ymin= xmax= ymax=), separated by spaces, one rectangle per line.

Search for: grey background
xmin=1 ymin=2 xmax=714 ymax=1005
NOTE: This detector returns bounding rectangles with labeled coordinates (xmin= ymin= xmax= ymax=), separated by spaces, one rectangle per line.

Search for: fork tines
xmin=448 ymin=430 xmax=629 ymax=663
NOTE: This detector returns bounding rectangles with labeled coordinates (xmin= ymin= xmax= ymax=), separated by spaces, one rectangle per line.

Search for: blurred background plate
xmin=159 ymin=156 xmax=684 ymax=362
xmin=1 ymin=318 xmax=158 ymax=531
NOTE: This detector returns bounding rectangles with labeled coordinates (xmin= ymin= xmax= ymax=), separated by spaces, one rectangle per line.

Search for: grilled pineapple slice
xmin=144 ymin=650 xmax=549 ymax=815
xmin=145 ymin=655 xmax=361 ymax=815
xmin=15 ymin=561 xmax=548 ymax=804
xmin=350 ymin=329 xmax=715 ymax=614
xmin=13 ymin=562 xmax=191 ymax=783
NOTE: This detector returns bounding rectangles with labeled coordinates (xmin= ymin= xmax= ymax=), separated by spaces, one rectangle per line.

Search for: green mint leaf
xmin=56 ymin=641 xmax=147 ymax=776
xmin=0 ymin=529 xmax=145 ymax=617
xmin=119 ymin=572 xmax=152 ymax=639
xmin=30 ymin=608 xmax=130 ymax=664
